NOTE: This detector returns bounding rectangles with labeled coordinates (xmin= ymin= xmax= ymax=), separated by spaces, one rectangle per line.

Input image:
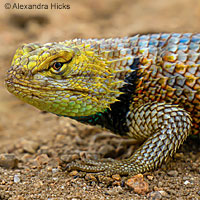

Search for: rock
xmin=85 ymin=174 xmax=97 ymax=182
xmin=159 ymin=190 xmax=169 ymax=197
xmin=37 ymin=145 xmax=50 ymax=155
xmin=167 ymin=170 xmax=178 ymax=177
xmin=0 ymin=154 xmax=18 ymax=169
xmin=157 ymin=181 xmax=163 ymax=188
xmin=71 ymin=154 xmax=80 ymax=161
xmin=55 ymin=134 xmax=66 ymax=142
xmin=154 ymin=186 xmax=164 ymax=191
xmin=35 ymin=154 xmax=50 ymax=166
xmin=167 ymin=189 xmax=177 ymax=195
xmin=14 ymin=174 xmax=21 ymax=183
xmin=174 ymin=152 xmax=184 ymax=159
xmin=18 ymin=139 xmax=39 ymax=154
xmin=147 ymin=175 xmax=154 ymax=181
xmin=97 ymin=175 xmax=113 ymax=186
xmin=106 ymin=186 xmax=124 ymax=196
xmin=69 ymin=170 xmax=78 ymax=176
xmin=33 ymin=181 xmax=44 ymax=188
xmin=147 ymin=191 xmax=162 ymax=200
xmin=125 ymin=174 xmax=149 ymax=194
xmin=112 ymin=174 xmax=121 ymax=181
xmin=98 ymin=144 xmax=116 ymax=158
xmin=183 ymin=180 xmax=190 ymax=185
xmin=112 ymin=181 xmax=121 ymax=186
xmin=60 ymin=154 xmax=79 ymax=163
xmin=52 ymin=168 xmax=59 ymax=173
xmin=20 ymin=153 xmax=33 ymax=163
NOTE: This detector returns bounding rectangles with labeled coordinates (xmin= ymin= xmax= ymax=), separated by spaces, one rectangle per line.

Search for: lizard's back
xmin=81 ymin=34 xmax=200 ymax=130
xmin=109 ymin=33 xmax=200 ymax=133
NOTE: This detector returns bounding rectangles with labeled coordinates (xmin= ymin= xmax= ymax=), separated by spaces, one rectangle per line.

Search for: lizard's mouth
xmin=5 ymin=77 xmax=112 ymax=117
xmin=5 ymin=79 xmax=91 ymax=95
xmin=5 ymin=68 xmax=104 ymax=95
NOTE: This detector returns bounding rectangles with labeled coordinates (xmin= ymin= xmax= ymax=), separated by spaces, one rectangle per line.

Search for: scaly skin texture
xmin=5 ymin=33 xmax=200 ymax=176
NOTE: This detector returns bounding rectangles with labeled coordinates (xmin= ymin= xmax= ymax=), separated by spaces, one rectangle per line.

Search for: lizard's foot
xmin=65 ymin=103 xmax=192 ymax=177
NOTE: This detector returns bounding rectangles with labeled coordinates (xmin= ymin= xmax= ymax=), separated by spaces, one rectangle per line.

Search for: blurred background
xmin=0 ymin=0 xmax=200 ymax=199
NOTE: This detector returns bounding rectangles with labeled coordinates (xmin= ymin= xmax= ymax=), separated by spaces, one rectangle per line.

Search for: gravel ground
xmin=0 ymin=0 xmax=200 ymax=199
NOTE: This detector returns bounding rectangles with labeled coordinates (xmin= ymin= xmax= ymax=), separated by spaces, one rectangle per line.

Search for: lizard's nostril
xmin=19 ymin=66 xmax=28 ymax=76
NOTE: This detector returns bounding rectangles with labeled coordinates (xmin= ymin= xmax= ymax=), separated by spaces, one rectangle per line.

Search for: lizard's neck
xmin=70 ymin=58 xmax=141 ymax=135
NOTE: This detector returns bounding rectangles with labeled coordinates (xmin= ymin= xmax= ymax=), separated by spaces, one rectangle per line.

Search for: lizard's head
xmin=5 ymin=42 xmax=126 ymax=117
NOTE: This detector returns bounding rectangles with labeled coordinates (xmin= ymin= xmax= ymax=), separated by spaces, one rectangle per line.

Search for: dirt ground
xmin=0 ymin=0 xmax=200 ymax=199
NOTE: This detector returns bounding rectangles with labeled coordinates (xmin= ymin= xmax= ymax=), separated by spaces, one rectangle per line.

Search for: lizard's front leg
xmin=66 ymin=102 xmax=192 ymax=176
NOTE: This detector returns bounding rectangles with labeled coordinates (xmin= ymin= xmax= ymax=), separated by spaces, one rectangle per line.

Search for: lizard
xmin=5 ymin=33 xmax=200 ymax=176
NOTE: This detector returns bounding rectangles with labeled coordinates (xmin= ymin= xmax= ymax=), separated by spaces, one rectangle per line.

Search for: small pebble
xmin=35 ymin=154 xmax=50 ymax=165
xmin=33 ymin=181 xmax=43 ymax=188
xmin=61 ymin=185 xmax=65 ymax=189
xmin=112 ymin=181 xmax=121 ymax=186
xmin=69 ymin=170 xmax=78 ymax=176
xmin=157 ymin=181 xmax=162 ymax=188
xmin=159 ymin=190 xmax=169 ymax=197
xmin=18 ymin=139 xmax=39 ymax=154
xmin=21 ymin=153 xmax=33 ymax=163
xmin=174 ymin=152 xmax=184 ymax=159
xmin=106 ymin=186 xmax=124 ymax=196
xmin=147 ymin=191 xmax=162 ymax=200
xmin=154 ymin=186 xmax=163 ymax=191
xmin=167 ymin=189 xmax=177 ymax=195
xmin=85 ymin=174 xmax=97 ymax=182
xmin=46 ymin=166 xmax=53 ymax=171
xmin=167 ymin=170 xmax=178 ymax=177
xmin=14 ymin=174 xmax=21 ymax=183
xmin=71 ymin=154 xmax=80 ymax=160
xmin=125 ymin=174 xmax=149 ymax=194
xmin=52 ymin=168 xmax=59 ymax=173
xmin=60 ymin=154 xmax=79 ymax=163
xmin=55 ymin=134 xmax=66 ymax=143
xmin=97 ymin=175 xmax=113 ymax=186
xmin=147 ymin=175 xmax=154 ymax=181
xmin=182 ymin=176 xmax=188 ymax=181
xmin=184 ymin=180 xmax=190 ymax=185
xmin=98 ymin=144 xmax=116 ymax=157
xmin=0 ymin=154 xmax=18 ymax=169
xmin=112 ymin=174 xmax=121 ymax=181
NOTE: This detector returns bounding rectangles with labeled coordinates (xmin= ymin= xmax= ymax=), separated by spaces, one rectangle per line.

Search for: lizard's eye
xmin=49 ymin=57 xmax=73 ymax=75
xmin=50 ymin=62 xmax=66 ymax=75
xmin=52 ymin=62 xmax=64 ymax=71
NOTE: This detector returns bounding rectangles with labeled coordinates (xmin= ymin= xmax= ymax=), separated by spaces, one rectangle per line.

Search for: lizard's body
xmin=5 ymin=33 xmax=200 ymax=176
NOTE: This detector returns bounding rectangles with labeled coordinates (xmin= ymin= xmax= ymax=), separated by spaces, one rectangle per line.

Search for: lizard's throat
xmin=63 ymin=61 xmax=141 ymax=135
